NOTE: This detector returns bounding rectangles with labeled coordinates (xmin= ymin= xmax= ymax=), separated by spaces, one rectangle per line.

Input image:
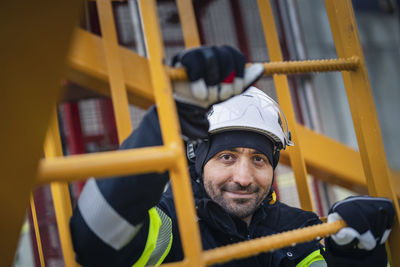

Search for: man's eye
xmin=218 ymin=153 xmax=235 ymax=161
xmin=221 ymin=154 xmax=232 ymax=160
xmin=253 ymin=155 xmax=265 ymax=163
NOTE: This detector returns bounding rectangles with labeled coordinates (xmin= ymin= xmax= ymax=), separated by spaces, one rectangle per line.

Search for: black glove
xmin=172 ymin=45 xmax=264 ymax=109
xmin=327 ymin=196 xmax=394 ymax=250
xmin=171 ymin=46 xmax=264 ymax=140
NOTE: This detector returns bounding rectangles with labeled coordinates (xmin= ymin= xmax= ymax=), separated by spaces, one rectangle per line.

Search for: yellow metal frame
xmin=65 ymin=28 xmax=400 ymax=196
xmin=324 ymin=1 xmax=400 ymax=264
xmin=176 ymin=0 xmax=201 ymax=48
xmin=5 ymin=0 xmax=398 ymax=266
xmin=45 ymin=109 xmax=78 ymax=266
xmin=257 ymin=0 xmax=314 ymax=212
xmin=67 ymin=28 xmax=154 ymax=108
xmin=30 ymin=195 xmax=45 ymax=267
xmin=97 ymin=0 xmax=133 ymax=141
xmin=138 ymin=1 xmax=204 ymax=265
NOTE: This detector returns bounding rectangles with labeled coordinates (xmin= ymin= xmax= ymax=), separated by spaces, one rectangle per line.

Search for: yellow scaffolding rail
xmin=45 ymin=109 xmax=78 ymax=267
xmin=29 ymin=195 xmax=45 ymax=267
xmin=2 ymin=0 xmax=399 ymax=266
xmin=324 ymin=0 xmax=400 ymax=262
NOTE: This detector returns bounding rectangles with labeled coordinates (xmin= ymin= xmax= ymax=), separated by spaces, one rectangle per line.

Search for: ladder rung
xmin=168 ymin=57 xmax=359 ymax=80
xmin=36 ymin=145 xmax=178 ymax=184
xmin=203 ymin=220 xmax=346 ymax=266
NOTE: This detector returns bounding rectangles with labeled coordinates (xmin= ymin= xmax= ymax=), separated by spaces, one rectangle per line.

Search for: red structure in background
xmin=29 ymin=188 xmax=63 ymax=267
xmin=63 ymin=102 xmax=87 ymax=198
xmin=100 ymin=98 xmax=120 ymax=147
xmin=62 ymin=98 xmax=119 ymax=200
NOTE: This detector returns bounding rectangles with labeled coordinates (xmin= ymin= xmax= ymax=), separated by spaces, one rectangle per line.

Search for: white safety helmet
xmin=207 ymin=86 xmax=294 ymax=151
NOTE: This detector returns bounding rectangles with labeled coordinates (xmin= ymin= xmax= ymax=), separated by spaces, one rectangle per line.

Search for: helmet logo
xmin=207 ymin=106 xmax=214 ymax=116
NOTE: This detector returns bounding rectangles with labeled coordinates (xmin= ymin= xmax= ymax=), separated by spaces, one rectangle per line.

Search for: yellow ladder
xmin=1 ymin=0 xmax=399 ymax=266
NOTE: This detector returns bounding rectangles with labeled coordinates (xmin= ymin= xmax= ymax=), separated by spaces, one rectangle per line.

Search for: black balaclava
xmin=195 ymin=130 xmax=276 ymax=177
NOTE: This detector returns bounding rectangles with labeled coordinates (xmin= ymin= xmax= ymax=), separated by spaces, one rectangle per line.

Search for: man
xmin=70 ymin=46 xmax=394 ymax=267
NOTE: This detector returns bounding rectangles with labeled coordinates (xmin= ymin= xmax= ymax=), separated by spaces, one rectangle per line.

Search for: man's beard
xmin=204 ymin=181 xmax=269 ymax=219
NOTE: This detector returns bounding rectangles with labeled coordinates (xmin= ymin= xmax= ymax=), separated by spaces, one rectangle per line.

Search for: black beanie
xmin=195 ymin=130 xmax=275 ymax=176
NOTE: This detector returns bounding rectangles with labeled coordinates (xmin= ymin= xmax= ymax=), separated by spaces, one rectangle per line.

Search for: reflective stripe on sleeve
xmin=308 ymin=260 xmax=327 ymax=267
xmin=132 ymin=207 xmax=173 ymax=267
xmin=296 ymin=249 xmax=326 ymax=267
xmin=146 ymin=207 xmax=173 ymax=266
xmin=78 ymin=178 xmax=143 ymax=250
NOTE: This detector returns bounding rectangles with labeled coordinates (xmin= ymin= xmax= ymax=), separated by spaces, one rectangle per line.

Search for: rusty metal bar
xmin=261 ymin=57 xmax=359 ymax=74
xmin=168 ymin=57 xmax=359 ymax=81
xmin=204 ymin=220 xmax=346 ymax=266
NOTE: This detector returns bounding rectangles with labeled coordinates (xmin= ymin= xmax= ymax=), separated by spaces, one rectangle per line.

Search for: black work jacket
xmin=159 ymin=177 xmax=323 ymax=267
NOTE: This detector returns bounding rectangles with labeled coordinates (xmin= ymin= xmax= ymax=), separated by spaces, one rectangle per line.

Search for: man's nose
xmin=232 ymin=159 xmax=253 ymax=187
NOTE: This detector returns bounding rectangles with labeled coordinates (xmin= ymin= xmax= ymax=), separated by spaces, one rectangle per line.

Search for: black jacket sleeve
xmin=70 ymin=106 xmax=170 ymax=266
xmin=70 ymin=103 xmax=209 ymax=267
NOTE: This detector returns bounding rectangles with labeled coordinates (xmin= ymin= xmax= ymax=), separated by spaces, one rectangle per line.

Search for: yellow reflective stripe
xmin=296 ymin=249 xmax=326 ymax=267
xmin=132 ymin=208 xmax=161 ymax=267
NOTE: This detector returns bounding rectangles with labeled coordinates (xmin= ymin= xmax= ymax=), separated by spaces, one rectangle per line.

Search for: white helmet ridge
xmin=207 ymin=86 xmax=294 ymax=151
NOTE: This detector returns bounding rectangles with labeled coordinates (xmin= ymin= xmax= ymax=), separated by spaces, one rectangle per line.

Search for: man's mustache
xmin=221 ymin=183 xmax=260 ymax=194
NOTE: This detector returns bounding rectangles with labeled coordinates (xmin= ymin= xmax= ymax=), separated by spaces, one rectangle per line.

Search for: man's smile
xmin=223 ymin=190 xmax=254 ymax=199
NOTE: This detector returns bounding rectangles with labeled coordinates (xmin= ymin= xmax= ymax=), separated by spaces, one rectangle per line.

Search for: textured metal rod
xmin=168 ymin=57 xmax=359 ymax=81
xmin=262 ymin=56 xmax=359 ymax=74
xmin=203 ymin=220 xmax=346 ymax=266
